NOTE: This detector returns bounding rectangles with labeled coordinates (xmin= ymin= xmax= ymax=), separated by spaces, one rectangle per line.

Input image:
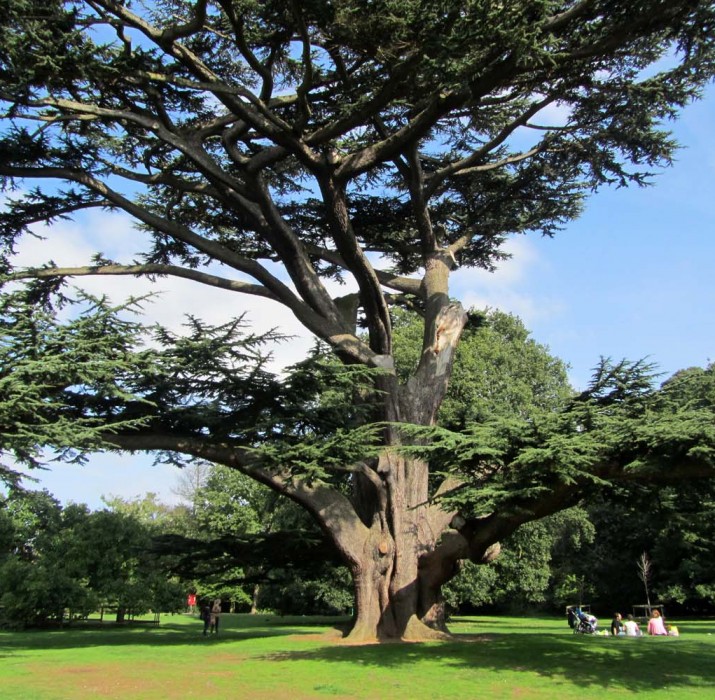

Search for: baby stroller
xmin=567 ymin=606 xmax=598 ymax=634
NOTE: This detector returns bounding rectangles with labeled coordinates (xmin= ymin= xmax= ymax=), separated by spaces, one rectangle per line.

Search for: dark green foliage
xmin=405 ymin=359 xmax=715 ymax=519
xmin=549 ymin=364 xmax=715 ymax=613
xmin=152 ymin=465 xmax=352 ymax=614
xmin=0 ymin=0 xmax=712 ymax=489
xmin=0 ymin=287 xmax=155 ymax=476
xmin=2 ymin=1 xmax=715 ymax=634
xmin=2 ymin=1 xmax=714 ymax=278
xmin=650 ymin=483 xmax=715 ymax=608
xmin=259 ymin=564 xmax=354 ymax=616
xmin=445 ymin=507 xmax=594 ymax=612
xmin=0 ymin=286 xmax=379 ymax=478
xmin=0 ymin=487 xmax=184 ymax=627
xmin=392 ymin=308 xmax=571 ymax=428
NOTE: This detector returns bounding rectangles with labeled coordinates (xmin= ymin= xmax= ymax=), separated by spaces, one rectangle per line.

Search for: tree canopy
xmin=0 ymin=487 xmax=184 ymax=626
xmin=2 ymin=0 xmax=715 ymax=641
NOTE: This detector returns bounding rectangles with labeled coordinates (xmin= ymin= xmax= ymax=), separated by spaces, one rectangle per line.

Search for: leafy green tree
xmin=0 ymin=488 xmax=184 ymax=626
xmin=445 ymin=507 xmax=594 ymax=612
xmin=393 ymin=308 xmax=571 ymax=429
xmin=62 ymin=507 xmax=159 ymax=621
xmin=520 ymin=364 xmax=715 ymax=615
xmin=650 ymin=484 xmax=715 ymax=609
xmin=103 ymin=492 xmax=191 ymax=534
xmin=192 ymin=466 xmax=275 ymax=611
xmin=0 ymin=287 xmax=160 ymax=488
xmin=162 ymin=464 xmax=353 ymax=614
xmin=645 ymin=365 xmax=715 ymax=609
xmin=2 ymin=0 xmax=715 ymax=640
xmin=0 ymin=488 xmax=92 ymax=626
xmin=195 ymin=466 xmax=276 ymax=538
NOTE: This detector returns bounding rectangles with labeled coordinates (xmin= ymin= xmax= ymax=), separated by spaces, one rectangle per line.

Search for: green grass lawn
xmin=1 ymin=614 xmax=713 ymax=699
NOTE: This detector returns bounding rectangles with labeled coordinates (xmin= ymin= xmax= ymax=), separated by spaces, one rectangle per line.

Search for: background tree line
xmin=0 ymin=488 xmax=185 ymax=626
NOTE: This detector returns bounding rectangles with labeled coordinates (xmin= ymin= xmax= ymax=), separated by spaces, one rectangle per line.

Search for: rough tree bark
xmin=298 ymin=301 xmax=474 ymax=641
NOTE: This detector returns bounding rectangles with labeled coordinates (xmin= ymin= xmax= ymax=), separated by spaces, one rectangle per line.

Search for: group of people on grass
xmin=609 ymin=609 xmax=679 ymax=637
xmin=199 ymin=598 xmax=223 ymax=636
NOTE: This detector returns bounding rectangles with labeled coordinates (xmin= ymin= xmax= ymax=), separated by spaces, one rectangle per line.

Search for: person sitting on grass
xmin=623 ymin=615 xmax=642 ymax=636
xmin=610 ymin=613 xmax=624 ymax=636
xmin=647 ymin=609 xmax=668 ymax=636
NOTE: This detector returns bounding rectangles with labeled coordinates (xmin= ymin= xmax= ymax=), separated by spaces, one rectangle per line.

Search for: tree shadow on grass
xmin=0 ymin=619 xmax=348 ymax=653
xmin=260 ymin=633 xmax=715 ymax=693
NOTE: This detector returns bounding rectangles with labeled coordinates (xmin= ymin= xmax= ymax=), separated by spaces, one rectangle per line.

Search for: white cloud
xmin=13 ymin=210 xmax=316 ymax=371
xmin=451 ymin=236 xmax=564 ymax=325
xmin=13 ymin=212 xmax=564 ymax=353
xmin=8 ymin=209 xmax=321 ymax=505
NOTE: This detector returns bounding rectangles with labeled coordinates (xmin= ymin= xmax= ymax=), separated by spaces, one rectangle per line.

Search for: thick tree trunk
xmin=341 ymin=455 xmax=463 ymax=642
xmin=250 ymin=584 xmax=260 ymax=614
xmin=338 ymin=303 xmax=469 ymax=642
xmin=269 ymin=301 xmax=470 ymax=643
xmin=344 ymin=487 xmax=452 ymax=642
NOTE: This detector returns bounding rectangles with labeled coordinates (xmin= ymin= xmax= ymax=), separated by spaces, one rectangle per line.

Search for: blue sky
xmin=454 ymin=83 xmax=715 ymax=390
xmin=8 ymin=85 xmax=715 ymax=511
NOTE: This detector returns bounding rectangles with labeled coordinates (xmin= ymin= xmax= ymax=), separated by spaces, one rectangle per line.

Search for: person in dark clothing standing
xmin=200 ymin=602 xmax=211 ymax=636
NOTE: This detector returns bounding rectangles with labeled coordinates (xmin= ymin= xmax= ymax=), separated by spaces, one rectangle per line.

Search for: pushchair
xmin=567 ymin=606 xmax=598 ymax=634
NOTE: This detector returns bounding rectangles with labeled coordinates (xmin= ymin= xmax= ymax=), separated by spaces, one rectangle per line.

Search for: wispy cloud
xmin=451 ymin=236 xmax=564 ymax=325
xmin=14 ymin=210 xmax=316 ymax=371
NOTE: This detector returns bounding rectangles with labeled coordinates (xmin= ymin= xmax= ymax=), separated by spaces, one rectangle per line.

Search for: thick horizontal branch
xmin=126 ymin=71 xmax=298 ymax=109
xmin=0 ymin=166 xmax=285 ymax=291
xmin=101 ymin=162 xmax=222 ymax=195
xmin=462 ymin=482 xmax=581 ymax=562
xmin=105 ymin=431 xmax=370 ymax=564
xmin=335 ymin=89 xmax=465 ymax=180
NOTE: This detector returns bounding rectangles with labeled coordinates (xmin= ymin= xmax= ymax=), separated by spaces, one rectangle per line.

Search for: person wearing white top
xmin=623 ymin=615 xmax=642 ymax=636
